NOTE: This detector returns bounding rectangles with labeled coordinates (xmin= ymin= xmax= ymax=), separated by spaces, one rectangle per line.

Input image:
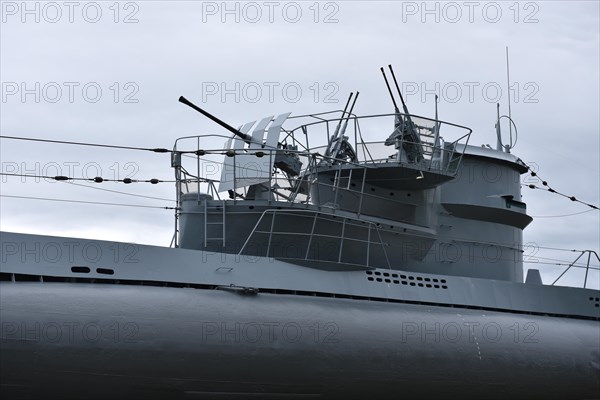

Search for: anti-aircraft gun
xmin=323 ymin=92 xmax=359 ymax=164
xmin=381 ymin=65 xmax=424 ymax=164
xmin=178 ymin=96 xmax=302 ymax=200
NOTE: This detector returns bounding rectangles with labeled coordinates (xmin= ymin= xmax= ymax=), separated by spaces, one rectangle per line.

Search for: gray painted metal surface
xmin=1 ymin=283 xmax=598 ymax=399
xmin=1 ymin=232 xmax=598 ymax=321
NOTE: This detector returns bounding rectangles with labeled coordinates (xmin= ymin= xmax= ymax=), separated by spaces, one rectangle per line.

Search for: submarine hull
xmin=1 ymin=282 xmax=599 ymax=399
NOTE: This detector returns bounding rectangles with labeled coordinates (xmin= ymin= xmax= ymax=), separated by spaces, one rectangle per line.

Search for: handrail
xmin=551 ymin=250 xmax=600 ymax=289
xmin=174 ymin=142 xmax=463 ymax=222
xmin=237 ymin=208 xmax=391 ymax=269
xmin=287 ymin=111 xmax=472 ymax=135
xmin=171 ymin=112 xmax=473 ymax=248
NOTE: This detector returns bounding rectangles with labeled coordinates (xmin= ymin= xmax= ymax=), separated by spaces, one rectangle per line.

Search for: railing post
xmin=357 ymin=168 xmax=367 ymax=217
xmin=173 ymin=151 xmax=181 ymax=248
xmin=338 ymin=218 xmax=347 ymax=263
xmin=583 ymin=251 xmax=592 ymax=289
xmin=203 ymin=200 xmax=208 ymax=248
xmin=197 ymin=137 xmax=201 ymax=199
xmin=233 ymin=151 xmax=237 ymax=205
xmin=366 ymin=223 xmax=371 ymax=267
xmin=552 ymin=251 xmax=585 ymax=286
xmin=222 ymin=199 xmax=226 ymax=248
xmin=374 ymin=225 xmax=391 ymax=269
xmin=347 ymin=168 xmax=353 ymax=190
xmin=315 ymin=155 xmax=321 ymax=206
xmin=354 ymin=117 xmax=358 ymax=159
xmin=238 ymin=210 xmax=269 ymax=256
xmin=305 ymin=213 xmax=319 ymax=260
xmin=269 ymin=148 xmax=273 ymax=205
xmin=266 ymin=211 xmax=276 ymax=258
xmin=332 ymin=163 xmax=342 ymax=209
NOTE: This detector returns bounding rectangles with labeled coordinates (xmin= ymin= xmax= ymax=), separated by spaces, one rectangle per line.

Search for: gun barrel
xmin=380 ymin=67 xmax=399 ymax=112
xmin=388 ymin=65 xmax=409 ymax=114
xmin=179 ymin=96 xmax=250 ymax=142
xmin=333 ymin=92 xmax=354 ymax=137
xmin=339 ymin=91 xmax=359 ymax=137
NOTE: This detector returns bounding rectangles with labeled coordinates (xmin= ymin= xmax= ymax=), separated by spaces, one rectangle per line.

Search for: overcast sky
xmin=1 ymin=1 xmax=598 ymax=288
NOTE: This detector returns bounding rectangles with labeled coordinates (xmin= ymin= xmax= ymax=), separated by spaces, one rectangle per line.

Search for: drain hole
xmin=96 ymin=268 xmax=114 ymax=275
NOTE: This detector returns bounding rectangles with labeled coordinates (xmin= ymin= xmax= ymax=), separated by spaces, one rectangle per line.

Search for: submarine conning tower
xmin=416 ymin=144 xmax=532 ymax=282
xmin=173 ymin=97 xmax=532 ymax=283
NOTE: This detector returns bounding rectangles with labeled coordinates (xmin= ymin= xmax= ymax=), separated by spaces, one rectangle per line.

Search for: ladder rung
xmin=204 ymin=200 xmax=226 ymax=247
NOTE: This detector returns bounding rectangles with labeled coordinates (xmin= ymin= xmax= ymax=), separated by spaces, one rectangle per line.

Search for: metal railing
xmin=285 ymin=112 xmax=472 ymax=173
xmin=170 ymin=113 xmax=472 ymax=247
xmin=237 ymin=208 xmax=391 ymax=269
xmin=551 ymin=250 xmax=600 ymax=289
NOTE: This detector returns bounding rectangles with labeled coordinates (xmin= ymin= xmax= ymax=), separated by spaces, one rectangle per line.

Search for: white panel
xmin=265 ymin=112 xmax=291 ymax=149
xmin=240 ymin=121 xmax=257 ymax=135
xmin=249 ymin=116 xmax=274 ymax=148
xmin=218 ymin=117 xmax=282 ymax=192
xmin=218 ymin=121 xmax=256 ymax=192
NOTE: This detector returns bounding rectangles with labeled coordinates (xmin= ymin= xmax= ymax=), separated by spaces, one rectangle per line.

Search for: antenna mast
xmin=506 ymin=46 xmax=512 ymax=150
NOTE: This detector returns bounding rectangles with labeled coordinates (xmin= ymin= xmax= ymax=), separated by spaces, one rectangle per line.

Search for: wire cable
xmin=62 ymin=181 xmax=176 ymax=202
xmin=0 ymin=194 xmax=176 ymax=210
xmin=523 ymin=260 xmax=599 ymax=269
xmin=518 ymin=158 xmax=599 ymax=210
xmin=528 ymin=209 xmax=597 ymax=218
xmin=0 ymin=135 xmax=172 ymax=153
xmin=0 ymin=172 xmax=175 ymax=184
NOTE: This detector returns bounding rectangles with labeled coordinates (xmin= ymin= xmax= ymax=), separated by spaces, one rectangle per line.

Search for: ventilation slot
xmin=366 ymin=270 xmax=448 ymax=289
